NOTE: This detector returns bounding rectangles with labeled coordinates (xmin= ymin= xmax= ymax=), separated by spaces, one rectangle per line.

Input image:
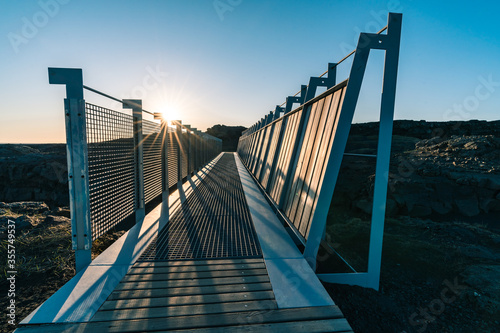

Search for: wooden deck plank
xmin=120 ymin=268 xmax=268 ymax=282
xmin=132 ymin=258 xmax=264 ymax=266
xmin=157 ymin=318 xmax=352 ymax=333
xmin=99 ymin=291 xmax=276 ymax=311
xmin=116 ymin=275 xmax=270 ymax=290
xmin=108 ymin=282 xmax=273 ymax=300
xmin=16 ymin=306 xmax=344 ymax=333
xmin=127 ymin=262 xmax=266 ymax=275
xmin=92 ymin=300 xmax=278 ymax=321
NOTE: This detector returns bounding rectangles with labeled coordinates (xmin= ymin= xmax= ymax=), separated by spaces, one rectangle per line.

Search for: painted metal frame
xmin=160 ymin=120 xmax=170 ymax=223
xmin=48 ymin=68 xmax=92 ymax=272
xmin=123 ymin=99 xmax=145 ymax=222
xmin=237 ymin=13 xmax=402 ymax=290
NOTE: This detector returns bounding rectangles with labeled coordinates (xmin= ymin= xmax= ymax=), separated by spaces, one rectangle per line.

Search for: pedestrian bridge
xmin=16 ymin=13 xmax=401 ymax=333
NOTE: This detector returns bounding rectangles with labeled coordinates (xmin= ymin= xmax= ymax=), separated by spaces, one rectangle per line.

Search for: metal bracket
xmin=48 ymin=67 xmax=84 ymax=100
xmin=285 ymin=85 xmax=307 ymax=114
xmin=274 ymin=106 xmax=284 ymax=120
xmin=304 ymin=63 xmax=337 ymax=102
xmin=265 ymin=112 xmax=273 ymax=125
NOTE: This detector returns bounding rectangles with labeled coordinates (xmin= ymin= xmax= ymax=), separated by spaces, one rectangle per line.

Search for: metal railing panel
xmin=283 ymin=99 xmax=325 ymax=221
xmin=180 ymin=132 xmax=188 ymax=179
xmin=260 ymin=120 xmax=283 ymax=188
xmin=301 ymin=88 xmax=345 ymax=237
xmin=268 ymin=109 xmax=303 ymax=204
xmin=85 ymin=103 xmax=136 ymax=240
xmin=254 ymin=124 xmax=272 ymax=178
xmin=236 ymin=13 xmax=402 ymax=291
xmin=142 ymin=119 xmax=162 ymax=205
xmin=167 ymin=129 xmax=179 ymax=188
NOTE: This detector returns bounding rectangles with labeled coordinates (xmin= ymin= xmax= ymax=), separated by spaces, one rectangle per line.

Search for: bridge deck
xmin=16 ymin=153 xmax=352 ymax=332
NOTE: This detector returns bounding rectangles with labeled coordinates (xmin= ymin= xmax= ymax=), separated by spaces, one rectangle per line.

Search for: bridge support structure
xmin=237 ymin=13 xmax=402 ymax=290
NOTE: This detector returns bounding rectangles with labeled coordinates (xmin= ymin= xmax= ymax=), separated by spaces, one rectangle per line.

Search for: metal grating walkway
xmin=139 ymin=153 xmax=262 ymax=260
xmin=16 ymin=152 xmax=352 ymax=333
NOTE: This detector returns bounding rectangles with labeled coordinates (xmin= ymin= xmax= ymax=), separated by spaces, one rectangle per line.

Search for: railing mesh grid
xmin=86 ymin=103 xmax=136 ymax=240
xmin=167 ymin=130 xmax=179 ymax=187
xmin=180 ymin=132 xmax=188 ymax=179
xmin=142 ymin=120 xmax=163 ymax=204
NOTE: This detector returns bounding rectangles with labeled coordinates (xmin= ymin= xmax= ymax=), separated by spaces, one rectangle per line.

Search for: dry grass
xmin=0 ymin=210 xmax=124 ymax=332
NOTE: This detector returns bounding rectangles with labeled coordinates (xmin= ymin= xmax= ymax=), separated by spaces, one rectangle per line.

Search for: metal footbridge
xmin=16 ymin=13 xmax=402 ymax=333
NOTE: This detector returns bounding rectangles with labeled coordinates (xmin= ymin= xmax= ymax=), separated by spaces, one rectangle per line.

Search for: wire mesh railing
xmin=142 ymin=119 xmax=163 ymax=205
xmin=86 ymin=103 xmax=136 ymax=241
xmin=48 ymin=67 xmax=223 ymax=272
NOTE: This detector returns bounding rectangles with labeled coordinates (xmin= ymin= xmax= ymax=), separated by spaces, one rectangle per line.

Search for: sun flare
xmin=157 ymin=106 xmax=181 ymax=122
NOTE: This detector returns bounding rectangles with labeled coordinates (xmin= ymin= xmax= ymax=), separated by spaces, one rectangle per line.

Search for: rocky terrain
xmin=0 ymin=144 xmax=68 ymax=207
xmin=335 ymin=120 xmax=500 ymax=229
xmin=206 ymin=124 xmax=246 ymax=152
xmin=323 ymin=120 xmax=500 ymax=332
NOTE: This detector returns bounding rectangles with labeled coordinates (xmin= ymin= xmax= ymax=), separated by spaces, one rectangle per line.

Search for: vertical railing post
xmin=192 ymin=128 xmax=199 ymax=171
xmin=185 ymin=125 xmax=192 ymax=175
xmin=175 ymin=120 xmax=183 ymax=184
xmin=154 ymin=113 xmax=170 ymax=224
xmin=123 ymin=99 xmax=145 ymax=222
xmin=366 ymin=12 xmax=402 ymax=290
xmin=203 ymin=134 xmax=207 ymax=164
xmin=303 ymin=14 xmax=402 ymax=291
xmin=161 ymin=119 xmax=170 ymax=223
xmin=48 ymin=67 xmax=91 ymax=272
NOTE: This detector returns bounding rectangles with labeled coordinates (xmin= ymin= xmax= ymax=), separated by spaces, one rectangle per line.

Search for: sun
xmin=157 ymin=106 xmax=181 ymax=122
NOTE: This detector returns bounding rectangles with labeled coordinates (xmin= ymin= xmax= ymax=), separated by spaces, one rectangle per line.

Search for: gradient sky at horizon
xmin=1 ymin=0 xmax=499 ymax=143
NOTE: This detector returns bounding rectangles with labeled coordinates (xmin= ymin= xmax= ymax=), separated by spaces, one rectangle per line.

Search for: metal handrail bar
xmin=83 ymin=85 xmax=155 ymax=116
xmin=82 ymin=85 xmax=214 ymax=134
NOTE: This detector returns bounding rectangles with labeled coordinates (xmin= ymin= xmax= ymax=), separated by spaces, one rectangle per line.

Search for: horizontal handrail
xmin=83 ymin=85 xmax=155 ymax=116
xmin=82 ymin=85 xmax=215 ymax=136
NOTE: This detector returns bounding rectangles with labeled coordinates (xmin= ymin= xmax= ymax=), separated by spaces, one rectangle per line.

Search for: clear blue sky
xmin=1 ymin=0 xmax=499 ymax=143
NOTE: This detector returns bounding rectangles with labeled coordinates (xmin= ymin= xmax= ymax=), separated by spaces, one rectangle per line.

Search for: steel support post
xmin=48 ymin=67 xmax=91 ymax=272
xmin=366 ymin=12 xmax=402 ymax=290
xmin=304 ymin=13 xmax=402 ymax=291
xmin=123 ymin=99 xmax=145 ymax=223
xmin=191 ymin=128 xmax=199 ymax=171
xmin=175 ymin=121 xmax=183 ymax=184
xmin=160 ymin=119 xmax=169 ymax=224
xmin=185 ymin=125 xmax=192 ymax=175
